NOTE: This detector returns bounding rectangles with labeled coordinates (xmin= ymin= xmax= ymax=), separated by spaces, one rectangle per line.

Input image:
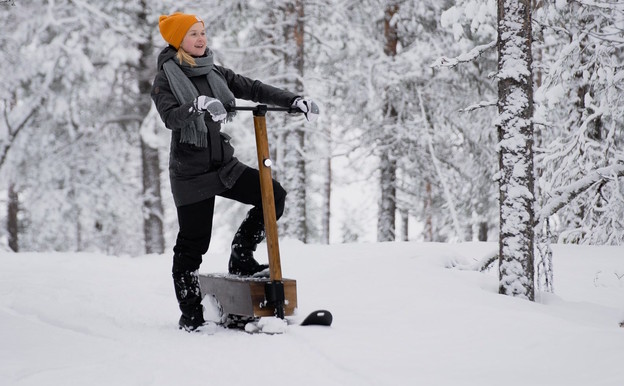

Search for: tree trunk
xmin=378 ymin=3 xmax=399 ymax=242
xmin=384 ymin=3 xmax=399 ymax=57
xmin=497 ymin=0 xmax=535 ymax=300
xmin=478 ymin=222 xmax=488 ymax=242
xmin=400 ymin=208 xmax=409 ymax=242
xmin=378 ymin=151 xmax=396 ymax=242
xmin=7 ymin=183 xmax=18 ymax=252
xmin=423 ymin=180 xmax=433 ymax=242
xmin=140 ymin=138 xmax=165 ymax=254
xmin=137 ymin=1 xmax=164 ymax=254
xmin=321 ymin=145 xmax=331 ymax=244
xmin=281 ymin=0 xmax=308 ymax=242
xmin=283 ymin=130 xmax=307 ymax=242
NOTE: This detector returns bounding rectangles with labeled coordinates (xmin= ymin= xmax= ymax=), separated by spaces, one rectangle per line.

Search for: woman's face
xmin=180 ymin=22 xmax=207 ymax=56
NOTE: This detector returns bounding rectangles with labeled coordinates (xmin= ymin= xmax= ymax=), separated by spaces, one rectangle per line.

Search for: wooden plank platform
xmin=198 ymin=274 xmax=297 ymax=318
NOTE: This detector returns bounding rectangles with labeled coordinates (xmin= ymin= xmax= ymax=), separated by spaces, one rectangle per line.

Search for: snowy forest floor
xmin=1 ymin=241 xmax=624 ymax=386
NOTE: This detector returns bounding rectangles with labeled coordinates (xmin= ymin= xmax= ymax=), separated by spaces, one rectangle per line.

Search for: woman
xmin=151 ymin=12 xmax=318 ymax=331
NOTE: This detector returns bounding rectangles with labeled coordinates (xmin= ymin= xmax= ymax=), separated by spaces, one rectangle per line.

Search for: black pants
xmin=172 ymin=166 xmax=286 ymax=273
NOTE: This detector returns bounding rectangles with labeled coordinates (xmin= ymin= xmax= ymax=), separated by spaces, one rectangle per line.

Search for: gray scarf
xmin=162 ymin=50 xmax=236 ymax=148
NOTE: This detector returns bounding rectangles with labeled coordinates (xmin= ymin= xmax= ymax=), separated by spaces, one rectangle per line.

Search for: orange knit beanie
xmin=158 ymin=12 xmax=204 ymax=49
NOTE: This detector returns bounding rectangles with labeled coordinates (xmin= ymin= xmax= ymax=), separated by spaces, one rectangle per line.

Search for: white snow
xmin=556 ymin=0 xmax=568 ymax=10
xmin=1 ymin=241 xmax=624 ymax=385
xmin=248 ymin=316 xmax=288 ymax=334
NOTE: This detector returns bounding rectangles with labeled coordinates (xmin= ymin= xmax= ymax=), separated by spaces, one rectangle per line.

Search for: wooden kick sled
xmin=198 ymin=104 xmax=332 ymax=327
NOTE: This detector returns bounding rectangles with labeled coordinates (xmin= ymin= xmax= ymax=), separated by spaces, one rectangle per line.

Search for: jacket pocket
xmin=170 ymin=141 xmax=213 ymax=177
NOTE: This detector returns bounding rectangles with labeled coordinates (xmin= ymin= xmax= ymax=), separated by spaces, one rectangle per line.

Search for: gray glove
xmin=292 ymin=97 xmax=319 ymax=122
xmin=192 ymin=96 xmax=228 ymax=122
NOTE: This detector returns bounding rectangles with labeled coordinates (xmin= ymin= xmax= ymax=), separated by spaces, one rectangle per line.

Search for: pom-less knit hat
xmin=158 ymin=12 xmax=204 ymax=49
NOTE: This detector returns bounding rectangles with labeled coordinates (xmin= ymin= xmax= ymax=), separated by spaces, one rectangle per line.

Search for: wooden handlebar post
xmin=251 ymin=105 xmax=285 ymax=318
xmin=252 ymin=107 xmax=282 ymax=282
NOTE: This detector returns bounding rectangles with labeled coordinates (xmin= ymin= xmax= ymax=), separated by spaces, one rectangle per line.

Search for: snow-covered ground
xmin=1 ymin=241 xmax=623 ymax=386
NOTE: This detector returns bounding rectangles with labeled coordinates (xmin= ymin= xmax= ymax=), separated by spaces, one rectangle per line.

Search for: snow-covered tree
xmin=363 ymin=0 xmax=501 ymax=243
xmin=136 ymin=0 xmax=165 ymax=254
xmin=192 ymin=1 xmax=314 ymax=243
xmin=496 ymin=0 xmax=535 ymax=300
xmin=0 ymin=0 xmax=148 ymax=254
xmin=279 ymin=0 xmax=309 ymax=242
xmin=434 ymin=0 xmax=500 ymax=242
xmin=3 ymin=0 xmax=622 ymax=256
xmin=534 ymin=1 xmax=624 ymax=245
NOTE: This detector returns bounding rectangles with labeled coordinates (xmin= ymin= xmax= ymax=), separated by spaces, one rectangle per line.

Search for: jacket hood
xmin=157 ymin=46 xmax=178 ymax=70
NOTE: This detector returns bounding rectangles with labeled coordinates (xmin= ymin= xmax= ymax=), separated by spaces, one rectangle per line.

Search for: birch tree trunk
xmin=137 ymin=1 xmax=164 ymax=254
xmin=497 ymin=0 xmax=535 ymax=300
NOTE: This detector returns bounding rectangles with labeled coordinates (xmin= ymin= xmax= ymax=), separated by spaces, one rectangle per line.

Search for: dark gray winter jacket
xmin=151 ymin=46 xmax=297 ymax=207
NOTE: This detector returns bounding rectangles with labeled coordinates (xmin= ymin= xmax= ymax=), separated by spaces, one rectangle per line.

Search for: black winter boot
xmin=228 ymin=209 xmax=269 ymax=276
xmin=172 ymin=270 xmax=206 ymax=332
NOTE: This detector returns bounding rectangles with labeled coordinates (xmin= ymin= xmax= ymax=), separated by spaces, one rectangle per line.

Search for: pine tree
xmin=377 ymin=2 xmax=400 ymax=242
xmin=496 ymin=0 xmax=535 ymax=300
xmin=137 ymin=0 xmax=165 ymax=254
xmin=281 ymin=0 xmax=308 ymax=242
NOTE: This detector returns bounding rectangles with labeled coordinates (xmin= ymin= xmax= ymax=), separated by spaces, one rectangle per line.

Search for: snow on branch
xmin=573 ymin=0 xmax=624 ymax=10
xmin=431 ymin=41 xmax=496 ymax=69
xmin=0 ymin=55 xmax=60 ymax=171
xmin=71 ymin=0 xmax=141 ymax=42
xmin=459 ymin=100 xmax=497 ymax=113
xmin=536 ymin=163 xmax=624 ymax=228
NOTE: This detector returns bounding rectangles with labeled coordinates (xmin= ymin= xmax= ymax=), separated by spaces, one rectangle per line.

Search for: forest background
xmin=1 ymin=0 xmax=623 ymax=261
